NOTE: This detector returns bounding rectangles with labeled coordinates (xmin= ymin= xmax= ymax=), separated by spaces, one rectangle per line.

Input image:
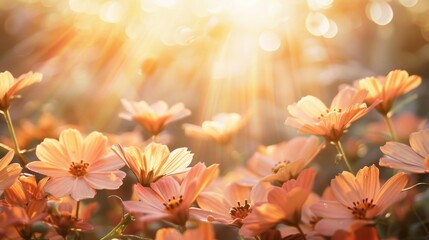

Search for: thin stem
xmin=295 ymin=224 xmax=307 ymax=240
xmin=74 ymin=201 xmax=81 ymax=240
xmin=334 ymin=140 xmax=354 ymax=173
xmin=152 ymin=135 xmax=157 ymax=142
xmin=2 ymin=110 xmax=28 ymax=166
xmin=100 ymin=213 xmax=139 ymax=240
xmin=384 ymin=114 xmax=397 ymax=141
xmin=402 ymin=182 xmax=429 ymax=192
xmin=0 ymin=143 xmax=12 ymax=151
xmin=75 ymin=201 xmax=80 ymax=220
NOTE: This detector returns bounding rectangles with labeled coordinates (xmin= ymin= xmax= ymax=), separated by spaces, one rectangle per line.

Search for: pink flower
xmin=112 ymin=142 xmax=193 ymax=186
xmin=380 ymin=129 xmax=429 ymax=173
xmin=124 ymin=163 xmax=219 ymax=226
xmin=0 ymin=71 xmax=42 ymax=111
xmin=246 ymin=136 xmax=324 ymax=183
xmin=240 ymin=168 xmax=316 ymax=237
xmin=286 ymin=86 xmax=379 ymax=143
xmin=26 ymin=129 xmax=126 ymax=201
xmin=189 ymin=182 xmax=271 ymax=227
xmin=0 ymin=150 xmax=22 ymax=196
xmin=311 ymin=165 xmax=408 ymax=236
xmin=120 ymin=99 xmax=191 ymax=136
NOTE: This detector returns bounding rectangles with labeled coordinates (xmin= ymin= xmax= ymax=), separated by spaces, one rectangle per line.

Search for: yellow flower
xmin=357 ymin=70 xmax=421 ymax=115
xmin=112 ymin=142 xmax=193 ymax=186
xmin=0 ymin=71 xmax=42 ymax=111
xmin=120 ymin=99 xmax=191 ymax=136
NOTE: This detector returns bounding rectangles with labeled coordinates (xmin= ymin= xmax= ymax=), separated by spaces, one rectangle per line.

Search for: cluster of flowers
xmin=0 ymin=69 xmax=428 ymax=239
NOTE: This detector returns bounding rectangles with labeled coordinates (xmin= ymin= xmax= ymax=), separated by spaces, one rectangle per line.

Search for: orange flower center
xmin=347 ymin=198 xmax=376 ymax=219
xmin=69 ymin=160 xmax=89 ymax=177
xmin=229 ymin=200 xmax=252 ymax=220
xmin=163 ymin=195 xmax=183 ymax=212
xmin=272 ymin=161 xmax=290 ymax=174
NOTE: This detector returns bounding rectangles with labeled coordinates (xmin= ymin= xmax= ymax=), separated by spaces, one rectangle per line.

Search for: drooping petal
xmin=380 ymin=141 xmax=426 ymax=171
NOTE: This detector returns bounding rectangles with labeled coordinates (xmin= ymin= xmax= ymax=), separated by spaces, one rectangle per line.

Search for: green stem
xmin=295 ymin=224 xmax=307 ymax=240
xmin=334 ymin=140 xmax=354 ymax=173
xmin=384 ymin=114 xmax=397 ymax=141
xmin=3 ymin=110 xmax=28 ymax=166
xmin=100 ymin=213 xmax=137 ymax=240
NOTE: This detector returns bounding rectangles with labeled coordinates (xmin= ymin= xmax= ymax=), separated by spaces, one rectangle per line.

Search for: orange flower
xmin=380 ymin=129 xmax=429 ymax=173
xmin=26 ymin=129 xmax=126 ymax=201
xmin=155 ymin=222 xmax=215 ymax=240
xmin=4 ymin=174 xmax=48 ymax=221
xmin=246 ymin=136 xmax=324 ymax=183
xmin=240 ymin=169 xmax=316 ymax=237
xmin=183 ymin=112 xmax=246 ymax=145
xmin=286 ymin=86 xmax=379 ymax=143
xmin=310 ymin=165 xmax=408 ymax=236
xmin=0 ymin=150 xmax=22 ymax=196
xmin=357 ymin=70 xmax=421 ymax=115
xmin=124 ymin=163 xmax=219 ymax=226
xmin=120 ymin=99 xmax=191 ymax=136
xmin=112 ymin=142 xmax=193 ymax=186
xmin=0 ymin=71 xmax=42 ymax=111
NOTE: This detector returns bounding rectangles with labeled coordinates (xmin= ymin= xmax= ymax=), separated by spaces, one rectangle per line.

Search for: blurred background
xmin=1 ymin=0 xmax=429 ymax=169
xmin=1 ymin=0 xmax=429 ymax=237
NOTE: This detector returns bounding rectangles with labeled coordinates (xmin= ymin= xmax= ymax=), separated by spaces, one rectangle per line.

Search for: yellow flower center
xmin=163 ymin=195 xmax=183 ymax=212
xmin=69 ymin=160 xmax=89 ymax=177
xmin=317 ymin=108 xmax=343 ymax=120
xmin=229 ymin=200 xmax=252 ymax=220
xmin=347 ymin=198 xmax=376 ymax=219
xmin=272 ymin=161 xmax=289 ymax=174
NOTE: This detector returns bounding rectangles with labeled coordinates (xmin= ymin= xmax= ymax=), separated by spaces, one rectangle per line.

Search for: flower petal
xmin=71 ymin=178 xmax=96 ymax=201
xmin=44 ymin=176 xmax=74 ymax=198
